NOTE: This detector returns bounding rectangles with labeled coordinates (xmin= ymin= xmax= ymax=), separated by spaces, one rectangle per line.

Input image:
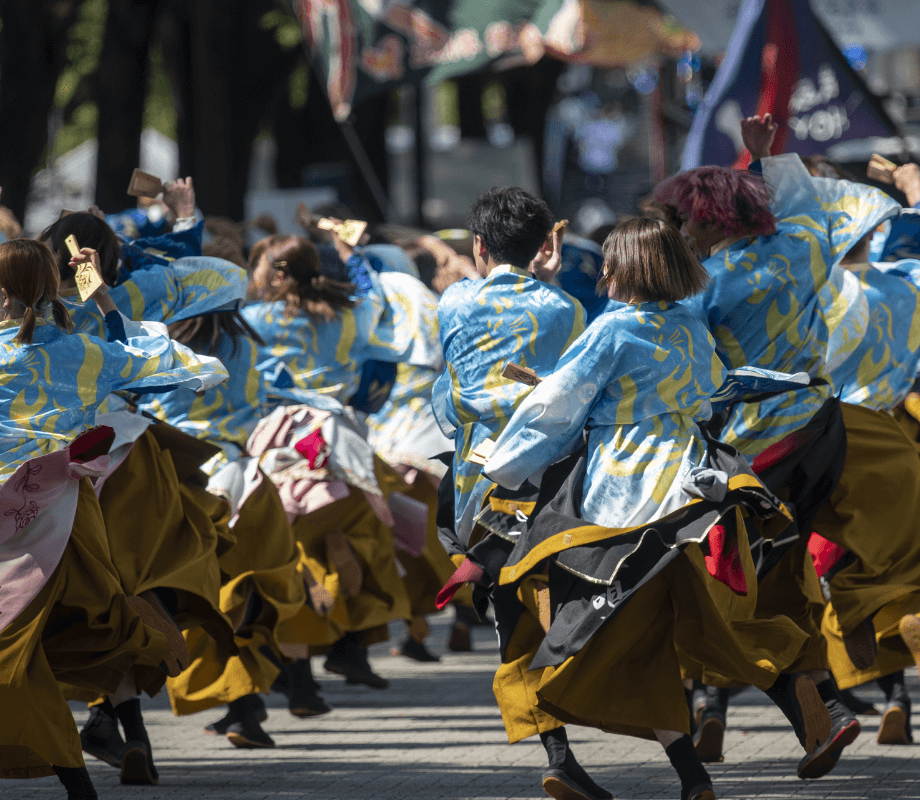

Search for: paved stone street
xmin=6 ymin=611 xmax=920 ymax=799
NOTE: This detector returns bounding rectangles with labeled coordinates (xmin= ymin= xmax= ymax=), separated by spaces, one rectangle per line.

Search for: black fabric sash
xmin=475 ymin=438 xmax=789 ymax=669
xmin=733 ymin=397 xmax=846 ymax=579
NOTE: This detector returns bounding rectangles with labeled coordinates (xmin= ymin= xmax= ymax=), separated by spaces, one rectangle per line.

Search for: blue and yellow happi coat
xmin=242 ymin=263 xmax=413 ymax=405
xmin=0 ymin=318 xmax=228 ymax=477
xmin=138 ymin=333 xmax=264 ymax=470
xmin=683 ymin=154 xmax=897 ymax=454
xmin=432 ymin=266 xmax=585 ymax=547
xmin=836 ymin=261 xmax=920 ymax=409
xmin=804 ymin=173 xmax=920 ymax=411
xmin=367 ymin=272 xmax=452 ymax=472
xmin=486 ymin=301 xmax=725 ymax=528
xmin=63 ymin=256 xmax=247 ymax=337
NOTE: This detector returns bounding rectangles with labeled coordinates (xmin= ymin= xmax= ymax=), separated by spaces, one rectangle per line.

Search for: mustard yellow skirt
xmin=1 ymin=480 xmax=168 ymax=779
xmin=168 ymin=473 xmax=306 ymax=715
xmin=513 ymin=510 xmax=808 ymax=742
xmin=278 ymin=460 xmax=412 ymax=651
xmin=823 ymin=594 xmax=920 ymax=689
xmin=97 ymin=431 xmax=233 ymax=652
xmin=753 ymin=536 xmax=829 ymax=673
xmin=825 ymin=405 xmax=920 ymax=689
xmin=811 ymin=404 xmax=920 ymax=637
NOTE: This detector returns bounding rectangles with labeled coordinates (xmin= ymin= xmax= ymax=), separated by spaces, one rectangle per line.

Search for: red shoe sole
xmin=798 ymin=720 xmax=861 ymax=780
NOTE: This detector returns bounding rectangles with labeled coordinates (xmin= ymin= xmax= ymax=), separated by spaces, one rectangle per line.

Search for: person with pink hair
xmin=654 ymin=115 xmax=920 ymax=778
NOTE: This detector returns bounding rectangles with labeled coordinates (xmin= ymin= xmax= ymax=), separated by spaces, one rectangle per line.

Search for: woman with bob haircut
xmin=242 ymin=233 xmax=415 ymax=697
xmin=0 ymin=239 xmax=228 ymax=800
xmin=482 ymin=217 xmax=830 ymax=800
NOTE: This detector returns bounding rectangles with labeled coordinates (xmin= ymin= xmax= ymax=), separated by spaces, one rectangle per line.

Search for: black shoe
xmin=326 ymin=648 xmax=389 ymax=689
xmin=220 ymin=695 xmax=275 ymax=748
xmin=288 ymin=662 xmax=334 ymax=717
xmin=693 ymin=687 xmax=729 ymax=763
xmin=80 ymin=702 xmax=124 ymax=769
xmin=693 ymin=710 xmax=725 ymax=764
xmin=277 ymin=659 xmax=332 ymax=717
xmin=203 ymin=696 xmax=268 ymax=736
xmin=541 ymin=748 xmax=613 ymax=800
xmin=684 ymin=783 xmax=716 ymax=800
xmin=225 ymin=717 xmax=275 ymax=749
xmin=542 ymin=767 xmax=613 ymax=800
xmin=119 ymin=739 xmax=158 ymax=785
xmin=877 ymin=699 xmax=913 ymax=745
xmin=399 ymin=637 xmax=441 ymax=663
xmin=838 ymin=688 xmax=879 ymax=716
xmin=203 ymin=709 xmax=233 ymax=737
xmin=796 ymin=700 xmax=861 ymax=779
xmin=204 ymin=696 xmax=268 ymax=735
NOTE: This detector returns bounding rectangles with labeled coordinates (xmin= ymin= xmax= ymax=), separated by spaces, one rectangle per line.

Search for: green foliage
xmin=260 ymin=5 xmax=303 ymax=51
xmin=289 ymin=61 xmax=309 ymax=109
xmin=433 ymin=82 xmax=460 ymax=127
xmin=49 ymin=0 xmax=177 ymax=160
xmin=482 ymin=80 xmax=507 ymax=123
xmin=143 ymin=45 xmax=178 ymax=140
xmin=51 ymin=0 xmax=106 ymax=157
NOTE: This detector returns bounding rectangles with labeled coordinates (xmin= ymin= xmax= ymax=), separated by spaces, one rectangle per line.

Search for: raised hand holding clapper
xmin=66 ymin=236 xmax=106 ymax=302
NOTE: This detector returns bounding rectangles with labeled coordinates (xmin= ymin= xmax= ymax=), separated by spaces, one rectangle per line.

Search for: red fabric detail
xmin=435 ymin=558 xmax=484 ymax=610
xmin=69 ymin=426 xmax=115 ymax=463
xmin=732 ymin=0 xmax=798 ymax=169
xmin=751 ymin=430 xmax=812 ymax=473
xmin=294 ymin=429 xmax=329 ymax=469
xmin=704 ymin=524 xmax=748 ymax=596
xmin=808 ymin=531 xmax=847 ymax=578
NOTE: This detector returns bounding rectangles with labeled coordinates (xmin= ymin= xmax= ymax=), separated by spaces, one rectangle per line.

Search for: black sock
xmin=113 ymin=697 xmax=147 ymax=744
xmin=815 ymin=677 xmax=841 ymax=704
xmin=228 ymin=693 xmax=260 ymax=722
xmin=664 ymin=735 xmax=711 ymax=800
xmin=95 ymin=697 xmax=118 ymax=720
xmin=293 ymin=657 xmax=318 ymax=689
xmin=764 ymin=673 xmax=804 ymax=746
xmin=540 ymin=727 xmax=611 ymax=799
xmin=816 ymin=676 xmax=855 ymax=725
xmin=540 ymin=727 xmax=568 ymax=767
xmin=877 ymin=670 xmax=909 ymax=705
xmin=53 ymin=766 xmax=98 ymax=800
xmin=703 ymin=686 xmax=731 ymax=716
xmin=330 ymin=631 xmax=362 ymax=659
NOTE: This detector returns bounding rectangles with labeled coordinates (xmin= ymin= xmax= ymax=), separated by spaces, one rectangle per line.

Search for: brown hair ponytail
xmin=0 ymin=239 xmax=75 ymax=344
xmin=255 ymin=235 xmax=356 ymax=321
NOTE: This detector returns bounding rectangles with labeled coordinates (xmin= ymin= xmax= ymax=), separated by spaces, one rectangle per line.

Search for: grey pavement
xmin=5 ymin=611 xmax=920 ymax=799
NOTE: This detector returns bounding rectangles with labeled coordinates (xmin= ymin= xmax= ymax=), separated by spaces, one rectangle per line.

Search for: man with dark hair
xmin=466 ymin=186 xmax=555 ymax=276
xmin=433 ymin=188 xmax=611 ymax=800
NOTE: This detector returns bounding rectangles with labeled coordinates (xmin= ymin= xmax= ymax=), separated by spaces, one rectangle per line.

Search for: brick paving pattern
xmin=6 ymin=612 xmax=920 ymax=799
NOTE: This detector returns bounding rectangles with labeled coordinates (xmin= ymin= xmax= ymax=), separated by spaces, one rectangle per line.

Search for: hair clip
xmin=273 ymin=260 xmax=288 ymax=269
